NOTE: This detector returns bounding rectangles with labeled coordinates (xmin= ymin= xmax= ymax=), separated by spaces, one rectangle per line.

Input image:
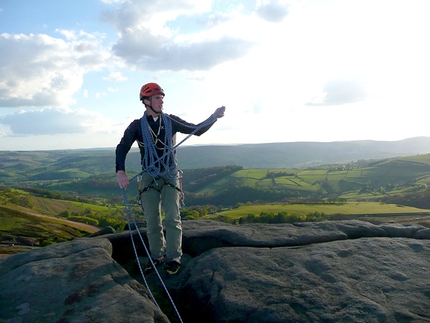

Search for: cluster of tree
xmin=7 ymin=193 xmax=34 ymax=209
xmin=40 ymin=236 xmax=69 ymax=246
xmin=19 ymin=187 xmax=97 ymax=204
xmin=28 ymin=170 xmax=78 ymax=181
xmin=281 ymin=197 xmax=347 ymax=204
xmin=185 ymin=186 xmax=299 ymax=208
xmin=179 ymin=201 xmax=328 ymax=224
xmin=58 ymin=209 xmax=126 ymax=230
xmin=182 ymin=165 xmax=243 ymax=191
xmin=72 ymin=175 xmax=118 ymax=193
xmin=381 ymin=185 xmax=430 ymax=209
xmin=2 ymin=187 xmax=35 ymax=208
xmin=265 ymin=171 xmax=296 ymax=178
xmin=212 ymin=211 xmax=327 ymax=224
xmin=238 ymin=211 xmax=326 ymax=224
xmin=180 ymin=205 xmax=220 ymax=219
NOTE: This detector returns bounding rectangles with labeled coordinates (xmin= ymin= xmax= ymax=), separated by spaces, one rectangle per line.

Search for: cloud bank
xmin=307 ymin=78 xmax=368 ymax=106
xmin=0 ymin=107 xmax=118 ymax=136
xmin=102 ymin=0 xmax=255 ymax=71
xmin=255 ymin=0 xmax=290 ymax=22
xmin=0 ymin=32 xmax=110 ymax=108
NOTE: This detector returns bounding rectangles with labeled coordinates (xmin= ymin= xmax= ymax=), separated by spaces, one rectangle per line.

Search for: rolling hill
xmin=177 ymin=136 xmax=430 ymax=168
xmin=2 ymin=145 xmax=430 ymax=251
xmin=1 ymin=137 xmax=430 ymax=186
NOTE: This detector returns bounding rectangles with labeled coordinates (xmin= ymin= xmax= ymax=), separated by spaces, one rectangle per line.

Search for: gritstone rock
xmin=1 ymin=220 xmax=429 ymax=323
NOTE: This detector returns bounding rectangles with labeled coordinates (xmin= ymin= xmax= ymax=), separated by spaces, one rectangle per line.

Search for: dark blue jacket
xmin=115 ymin=113 xmax=216 ymax=172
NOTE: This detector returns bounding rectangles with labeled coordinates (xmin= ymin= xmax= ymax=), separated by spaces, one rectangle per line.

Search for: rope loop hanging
xmin=129 ymin=111 xmax=219 ymax=183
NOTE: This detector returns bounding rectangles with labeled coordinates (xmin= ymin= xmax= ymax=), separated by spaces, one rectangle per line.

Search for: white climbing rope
xmin=122 ymin=188 xmax=183 ymax=322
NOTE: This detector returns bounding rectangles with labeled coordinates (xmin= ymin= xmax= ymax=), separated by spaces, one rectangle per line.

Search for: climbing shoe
xmin=144 ymin=257 xmax=164 ymax=273
xmin=164 ymin=260 xmax=181 ymax=275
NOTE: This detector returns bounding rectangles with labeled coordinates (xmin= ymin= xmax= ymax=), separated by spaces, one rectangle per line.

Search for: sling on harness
xmin=136 ymin=170 xmax=185 ymax=207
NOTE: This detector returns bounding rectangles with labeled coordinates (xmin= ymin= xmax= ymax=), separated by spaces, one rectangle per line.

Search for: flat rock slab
xmin=2 ymin=220 xmax=430 ymax=323
xmin=0 ymin=238 xmax=168 ymax=323
xmin=173 ymin=237 xmax=430 ymax=322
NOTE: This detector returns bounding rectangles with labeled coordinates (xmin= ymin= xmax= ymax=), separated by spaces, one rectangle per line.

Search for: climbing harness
xmin=137 ymin=172 xmax=185 ymax=208
xmin=120 ymin=108 xmax=225 ymax=323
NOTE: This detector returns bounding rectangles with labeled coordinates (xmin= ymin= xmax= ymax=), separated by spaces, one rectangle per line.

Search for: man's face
xmin=147 ymin=95 xmax=164 ymax=113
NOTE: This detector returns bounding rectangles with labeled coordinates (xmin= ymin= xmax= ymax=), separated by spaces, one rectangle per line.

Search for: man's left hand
xmin=214 ymin=106 xmax=226 ymax=118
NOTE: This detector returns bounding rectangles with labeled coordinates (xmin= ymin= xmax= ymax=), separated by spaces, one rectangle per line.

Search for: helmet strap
xmin=144 ymin=97 xmax=161 ymax=115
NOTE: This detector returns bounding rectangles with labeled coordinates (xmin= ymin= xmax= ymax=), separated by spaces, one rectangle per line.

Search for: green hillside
xmin=2 ymin=152 xmax=430 ymax=253
xmin=0 ymin=186 xmax=129 ymax=248
xmin=0 ymin=149 xmax=117 ymax=185
xmin=180 ymin=155 xmax=430 ymax=208
xmin=177 ymin=137 xmax=430 ymax=168
xmin=0 ymin=205 xmax=91 ymax=246
xmin=3 ymin=152 xmax=430 ymax=208
xmin=2 ymin=137 xmax=430 ymax=186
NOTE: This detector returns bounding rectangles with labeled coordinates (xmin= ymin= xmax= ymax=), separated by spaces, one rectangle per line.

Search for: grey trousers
xmin=139 ymin=173 xmax=182 ymax=260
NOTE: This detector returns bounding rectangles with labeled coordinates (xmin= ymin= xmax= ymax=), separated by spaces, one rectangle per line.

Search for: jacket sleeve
xmin=115 ymin=119 xmax=141 ymax=172
xmin=169 ymin=114 xmax=217 ymax=136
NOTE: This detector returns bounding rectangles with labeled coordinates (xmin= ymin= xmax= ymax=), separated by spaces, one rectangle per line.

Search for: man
xmin=116 ymin=82 xmax=225 ymax=274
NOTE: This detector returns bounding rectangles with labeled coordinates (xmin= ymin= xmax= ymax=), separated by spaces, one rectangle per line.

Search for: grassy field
xmin=205 ymin=202 xmax=430 ymax=220
xmin=0 ymin=205 xmax=98 ymax=246
xmin=0 ymin=186 xmax=128 ymax=252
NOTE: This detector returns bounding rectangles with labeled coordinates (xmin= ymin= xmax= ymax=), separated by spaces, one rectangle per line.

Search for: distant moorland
xmin=2 ymin=138 xmax=430 ymax=251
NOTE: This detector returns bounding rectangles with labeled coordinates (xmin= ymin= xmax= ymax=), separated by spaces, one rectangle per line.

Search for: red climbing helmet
xmin=140 ymin=83 xmax=165 ymax=101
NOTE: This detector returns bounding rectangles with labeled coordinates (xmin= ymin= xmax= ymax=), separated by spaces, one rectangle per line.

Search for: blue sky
xmin=1 ymin=0 xmax=430 ymax=150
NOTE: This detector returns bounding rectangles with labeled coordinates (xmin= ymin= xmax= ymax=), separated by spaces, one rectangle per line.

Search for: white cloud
xmin=0 ymin=32 xmax=111 ymax=108
xmin=255 ymin=0 xmax=291 ymax=22
xmin=104 ymin=71 xmax=127 ymax=81
xmin=99 ymin=0 xmax=122 ymax=3
xmin=56 ymin=29 xmax=104 ymax=41
xmin=2 ymin=0 xmax=430 ymax=150
xmin=95 ymin=92 xmax=107 ymax=99
xmin=307 ymin=78 xmax=368 ymax=106
xmin=0 ymin=107 xmax=121 ymax=136
xmin=55 ymin=29 xmax=77 ymax=41
xmin=101 ymin=0 xmax=254 ymax=71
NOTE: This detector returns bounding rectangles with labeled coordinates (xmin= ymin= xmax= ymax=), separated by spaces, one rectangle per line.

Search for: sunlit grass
xmin=203 ymin=202 xmax=430 ymax=220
